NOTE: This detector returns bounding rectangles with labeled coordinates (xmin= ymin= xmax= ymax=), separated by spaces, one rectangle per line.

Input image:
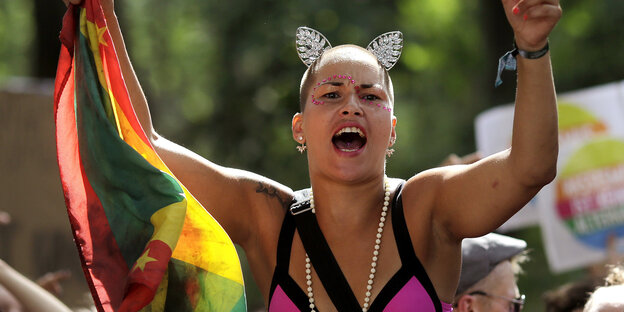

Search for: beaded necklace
xmin=305 ymin=179 xmax=391 ymax=312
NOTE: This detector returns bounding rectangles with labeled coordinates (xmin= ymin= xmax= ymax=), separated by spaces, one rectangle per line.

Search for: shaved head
xmin=298 ymin=45 xmax=394 ymax=111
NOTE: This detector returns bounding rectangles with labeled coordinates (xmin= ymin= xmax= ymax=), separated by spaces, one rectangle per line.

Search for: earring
xmin=386 ymin=137 xmax=396 ymax=157
xmin=297 ymin=136 xmax=307 ymax=153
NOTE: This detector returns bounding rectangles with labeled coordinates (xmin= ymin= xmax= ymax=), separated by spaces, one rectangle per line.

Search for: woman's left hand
xmin=501 ymin=0 xmax=562 ymax=51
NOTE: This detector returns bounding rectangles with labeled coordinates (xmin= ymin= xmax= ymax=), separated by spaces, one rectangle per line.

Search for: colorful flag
xmin=53 ymin=1 xmax=246 ymax=311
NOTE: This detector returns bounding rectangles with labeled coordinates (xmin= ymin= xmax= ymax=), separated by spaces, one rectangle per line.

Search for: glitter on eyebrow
xmin=309 ymin=74 xmax=391 ymax=112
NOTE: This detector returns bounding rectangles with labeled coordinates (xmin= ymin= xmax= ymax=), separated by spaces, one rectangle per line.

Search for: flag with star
xmin=53 ymin=1 xmax=246 ymax=311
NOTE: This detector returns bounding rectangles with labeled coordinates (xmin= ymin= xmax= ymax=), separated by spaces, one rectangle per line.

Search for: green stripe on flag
xmin=74 ymin=27 xmax=185 ymax=268
xmin=165 ymin=258 xmax=246 ymax=311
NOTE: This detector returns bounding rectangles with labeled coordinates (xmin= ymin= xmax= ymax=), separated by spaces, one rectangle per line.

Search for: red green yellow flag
xmin=53 ymin=1 xmax=246 ymax=311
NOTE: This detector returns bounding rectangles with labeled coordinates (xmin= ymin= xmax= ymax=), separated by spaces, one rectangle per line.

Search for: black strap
xmin=291 ymin=200 xmax=361 ymax=311
xmin=391 ymin=183 xmax=444 ymax=312
xmin=274 ymin=211 xmax=296 ymax=272
xmin=391 ymin=183 xmax=419 ymax=266
xmin=269 ymin=207 xmax=312 ymax=312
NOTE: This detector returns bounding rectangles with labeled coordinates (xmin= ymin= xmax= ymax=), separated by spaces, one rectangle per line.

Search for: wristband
xmin=515 ymin=41 xmax=549 ymax=59
xmin=495 ymin=41 xmax=549 ymax=87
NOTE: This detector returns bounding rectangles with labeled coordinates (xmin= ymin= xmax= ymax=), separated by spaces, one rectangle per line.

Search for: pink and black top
xmin=268 ymin=183 xmax=453 ymax=311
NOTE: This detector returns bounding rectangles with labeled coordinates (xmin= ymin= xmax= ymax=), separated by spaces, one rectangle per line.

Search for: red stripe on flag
xmin=55 ymin=66 xmax=129 ymax=312
xmin=54 ymin=5 xmax=77 ymax=111
xmin=119 ymin=240 xmax=172 ymax=312
xmin=55 ymin=4 xmax=130 ymax=311
xmin=127 ymin=240 xmax=172 ymax=293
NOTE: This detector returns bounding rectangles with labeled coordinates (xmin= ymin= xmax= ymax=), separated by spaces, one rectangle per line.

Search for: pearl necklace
xmin=305 ymin=179 xmax=391 ymax=312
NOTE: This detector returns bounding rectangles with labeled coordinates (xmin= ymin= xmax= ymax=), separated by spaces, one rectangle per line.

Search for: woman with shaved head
xmin=64 ymin=0 xmax=561 ymax=310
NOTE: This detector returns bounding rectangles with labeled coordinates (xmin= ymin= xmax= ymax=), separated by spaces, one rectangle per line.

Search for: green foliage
xmin=0 ymin=1 xmax=35 ymax=83
xmin=552 ymin=0 xmax=624 ymax=91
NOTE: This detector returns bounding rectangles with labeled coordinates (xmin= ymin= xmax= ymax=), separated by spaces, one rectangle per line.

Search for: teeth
xmin=335 ymin=127 xmax=365 ymax=137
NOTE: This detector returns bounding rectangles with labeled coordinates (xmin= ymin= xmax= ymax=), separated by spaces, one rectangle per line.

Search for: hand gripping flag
xmin=53 ymin=1 xmax=246 ymax=311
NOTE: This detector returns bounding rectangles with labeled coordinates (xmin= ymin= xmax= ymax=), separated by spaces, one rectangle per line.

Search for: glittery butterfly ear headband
xmin=295 ymin=26 xmax=403 ymax=70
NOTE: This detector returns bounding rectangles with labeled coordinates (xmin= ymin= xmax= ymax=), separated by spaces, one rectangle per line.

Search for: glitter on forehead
xmin=310 ymin=74 xmax=392 ymax=112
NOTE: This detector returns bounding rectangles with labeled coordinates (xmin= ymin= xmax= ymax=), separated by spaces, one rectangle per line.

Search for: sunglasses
xmin=469 ymin=291 xmax=525 ymax=312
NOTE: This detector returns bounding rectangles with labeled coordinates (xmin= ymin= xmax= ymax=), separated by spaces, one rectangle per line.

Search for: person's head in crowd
xmin=583 ymin=263 xmax=624 ymax=312
xmin=543 ymin=277 xmax=602 ymax=312
xmin=453 ymin=233 xmax=528 ymax=312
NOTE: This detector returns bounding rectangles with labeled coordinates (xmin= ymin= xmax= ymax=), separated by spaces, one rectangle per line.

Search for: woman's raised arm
xmin=411 ymin=0 xmax=561 ymax=240
xmin=62 ymin=0 xmax=293 ymax=247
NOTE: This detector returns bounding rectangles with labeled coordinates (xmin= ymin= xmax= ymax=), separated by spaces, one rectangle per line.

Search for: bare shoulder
xmin=394 ymin=167 xmax=464 ymax=254
xmin=396 ymin=169 xmax=464 ymax=301
xmin=231 ymin=171 xmax=294 ymax=297
xmin=237 ymin=170 xmax=294 ymax=209
xmin=401 ymin=164 xmax=474 ymax=216
xmin=389 ymin=169 xmax=444 ymax=244
xmin=231 ymin=170 xmax=295 ymax=238
xmin=402 ymin=166 xmax=452 ymax=208
xmin=244 ymin=174 xmax=296 ymax=236
xmin=401 ymin=165 xmax=472 ymax=230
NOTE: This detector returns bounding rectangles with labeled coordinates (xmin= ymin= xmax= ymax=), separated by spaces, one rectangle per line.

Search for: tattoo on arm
xmin=256 ymin=182 xmax=290 ymax=209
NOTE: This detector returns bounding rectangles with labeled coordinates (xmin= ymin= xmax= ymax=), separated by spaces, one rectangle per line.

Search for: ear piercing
xmin=297 ymin=136 xmax=307 ymax=153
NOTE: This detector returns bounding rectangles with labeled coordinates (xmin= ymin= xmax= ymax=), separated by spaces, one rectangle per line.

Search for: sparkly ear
xmin=296 ymin=26 xmax=332 ymax=67
xmin=366 ymin=31 xmax=403 ymax=71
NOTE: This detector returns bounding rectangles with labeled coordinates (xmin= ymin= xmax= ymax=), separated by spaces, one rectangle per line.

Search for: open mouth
xmin=332 ymin=127 xmax=367 ymax=152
